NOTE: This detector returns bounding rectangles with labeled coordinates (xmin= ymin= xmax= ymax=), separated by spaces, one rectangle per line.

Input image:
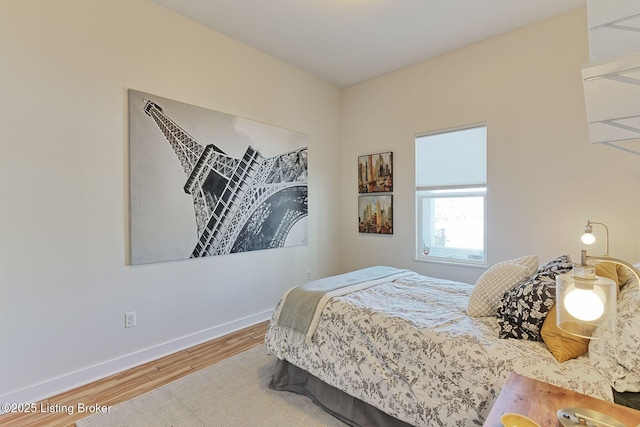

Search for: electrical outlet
xmin=125 ymin=311 xmax=136 ymax=328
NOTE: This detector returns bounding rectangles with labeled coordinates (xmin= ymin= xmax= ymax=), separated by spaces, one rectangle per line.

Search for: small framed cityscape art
xmin=358 ymin=195 xmax=393 ymax=234
xmin=358 ymin=152 xmax=392 ymax=193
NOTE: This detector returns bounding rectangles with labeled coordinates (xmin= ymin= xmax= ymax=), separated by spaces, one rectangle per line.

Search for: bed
xmin=264 ymin=258 xmax=640 ymax=426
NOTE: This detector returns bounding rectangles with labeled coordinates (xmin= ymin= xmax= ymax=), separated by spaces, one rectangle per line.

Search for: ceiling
xmin=150 ymin=0 xmax=586 ymax=88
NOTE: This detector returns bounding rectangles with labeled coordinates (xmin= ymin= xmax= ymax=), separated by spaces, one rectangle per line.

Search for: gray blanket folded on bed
xmin=277 ymin=266 xmax=411 ymax=337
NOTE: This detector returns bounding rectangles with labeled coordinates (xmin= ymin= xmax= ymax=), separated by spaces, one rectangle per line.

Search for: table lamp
xmin=556 ymin=220 xmax=640 ymax=339
xmin=580 ymin=220 xmax=608 ymax=253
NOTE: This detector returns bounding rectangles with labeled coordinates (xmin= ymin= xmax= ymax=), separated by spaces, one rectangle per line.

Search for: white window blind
xmin=416 ymin=125 xmax=487 ymax=189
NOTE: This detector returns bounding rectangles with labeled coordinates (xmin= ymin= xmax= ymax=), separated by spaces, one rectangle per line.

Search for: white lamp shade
xmin=580 ymin=232 xmax=597 ymax=246
xmin=556 ymin=273 xmax=617 ymax=339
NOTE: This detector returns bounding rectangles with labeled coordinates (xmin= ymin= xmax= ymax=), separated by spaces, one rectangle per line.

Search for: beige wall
xmin=340 ymin=8 xmax=640 ymax=284
xmin=0 ymin=0 xmax=342 ymax=403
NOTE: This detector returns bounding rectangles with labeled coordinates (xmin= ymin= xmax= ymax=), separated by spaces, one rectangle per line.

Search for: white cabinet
xmin=583 ymin=0 xmax=640 ymax=155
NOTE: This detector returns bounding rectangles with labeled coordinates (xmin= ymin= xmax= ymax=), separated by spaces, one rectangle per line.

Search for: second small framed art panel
xmin=358 ymin=195 xmax=393 ymax=234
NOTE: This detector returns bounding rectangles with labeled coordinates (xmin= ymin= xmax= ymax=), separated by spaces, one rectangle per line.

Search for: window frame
xmin=414 ymin=123 xmax=487 ymax=267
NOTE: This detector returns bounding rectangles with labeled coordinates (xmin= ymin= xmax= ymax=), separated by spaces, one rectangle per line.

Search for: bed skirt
xmin=268 ymin=359 xmax=412 ymax=427
xmin=613 ymin=389 xmax=640 ymax=411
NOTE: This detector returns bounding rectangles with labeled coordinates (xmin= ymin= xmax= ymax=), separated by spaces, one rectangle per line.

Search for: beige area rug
xmin=76 ymin=345 xmax=347 ymax=427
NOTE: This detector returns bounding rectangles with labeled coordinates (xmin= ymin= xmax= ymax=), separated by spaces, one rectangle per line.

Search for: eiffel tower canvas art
xmin=128 ymin=90 xmax=308 ymax=265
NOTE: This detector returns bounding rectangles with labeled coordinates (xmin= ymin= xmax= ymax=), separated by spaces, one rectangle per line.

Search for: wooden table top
xmin=484 ymin=372 xmax=640 ymax=427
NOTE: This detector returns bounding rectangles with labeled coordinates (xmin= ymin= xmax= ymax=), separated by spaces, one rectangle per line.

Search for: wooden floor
xmin=0 ymin=321 xmax=270 ymax=427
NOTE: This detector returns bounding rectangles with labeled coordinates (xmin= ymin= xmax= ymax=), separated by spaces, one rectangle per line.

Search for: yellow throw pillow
xmin=595 ymin=261 xmax=619 ymax=292
xmin=541 ymin=303 xmax=589 ymax=362
xmin=616 ymin=264 xmax=635 ymax=288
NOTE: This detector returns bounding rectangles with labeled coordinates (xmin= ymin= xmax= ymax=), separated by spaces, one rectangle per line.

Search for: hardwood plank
xmin=0 ymin=320 xmax=270 ymax=427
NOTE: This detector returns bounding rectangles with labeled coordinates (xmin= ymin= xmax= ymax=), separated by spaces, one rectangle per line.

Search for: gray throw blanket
xmin=276 ymin=266 xmax=412 ymax=339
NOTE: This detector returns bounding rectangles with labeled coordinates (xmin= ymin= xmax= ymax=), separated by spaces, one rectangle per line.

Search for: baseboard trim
xmin=0 ymin=310 xmax=273 ymax=412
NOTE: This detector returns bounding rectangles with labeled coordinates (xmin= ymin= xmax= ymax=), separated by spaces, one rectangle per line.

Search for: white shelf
xmin=582 ymin=53 xmax=640 ymax=155
xmin=587 ymin=0 xmax=640 ymax=63
xmin=584 ymin=1 xmax=640 ymax=155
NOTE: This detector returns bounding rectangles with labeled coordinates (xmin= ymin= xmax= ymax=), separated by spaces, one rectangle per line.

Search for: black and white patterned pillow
xmin=497 ymin=255 xmax=573 ymax=341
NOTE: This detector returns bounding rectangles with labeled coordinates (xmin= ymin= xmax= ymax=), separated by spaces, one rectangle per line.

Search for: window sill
xmin=413 ymin=257 xmax=487 ymax=269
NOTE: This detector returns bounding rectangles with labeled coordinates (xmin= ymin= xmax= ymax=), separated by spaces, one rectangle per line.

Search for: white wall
xmin=340 ymin=8 xmax=640 ymax=284
xmin=0 ymin=0 xmax=342 ymax=403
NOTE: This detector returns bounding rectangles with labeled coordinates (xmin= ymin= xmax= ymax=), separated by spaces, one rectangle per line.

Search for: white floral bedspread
xmin=265 ymin=272 xmax=614 ymax=426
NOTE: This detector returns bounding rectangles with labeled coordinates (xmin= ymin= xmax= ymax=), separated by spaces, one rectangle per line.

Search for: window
xmin=415 ymin=124 xmax=487 ymax=266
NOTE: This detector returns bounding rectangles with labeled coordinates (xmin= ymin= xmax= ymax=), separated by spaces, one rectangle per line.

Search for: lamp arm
xmin=581 ymin=250 xmax=640 ymax=288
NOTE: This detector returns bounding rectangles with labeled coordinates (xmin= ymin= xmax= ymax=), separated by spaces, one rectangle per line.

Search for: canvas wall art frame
xmin=128 ymin=89 xmax=308 ymax=265
xmin=358 ymin=195 xmax=393 ymax=234
xmin=358 ymin=151 xmax=393 ymax=193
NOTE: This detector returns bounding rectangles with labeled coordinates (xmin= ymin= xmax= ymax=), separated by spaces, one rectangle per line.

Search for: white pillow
xmin=467 ymin=255 xmax=538 ymax=317
xmin=589 ymin=272 xmax=640 ymax=392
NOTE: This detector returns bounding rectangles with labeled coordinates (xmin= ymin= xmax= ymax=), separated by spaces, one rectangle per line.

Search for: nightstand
xmin=484 ymin=372 xmax=640 ymax=426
